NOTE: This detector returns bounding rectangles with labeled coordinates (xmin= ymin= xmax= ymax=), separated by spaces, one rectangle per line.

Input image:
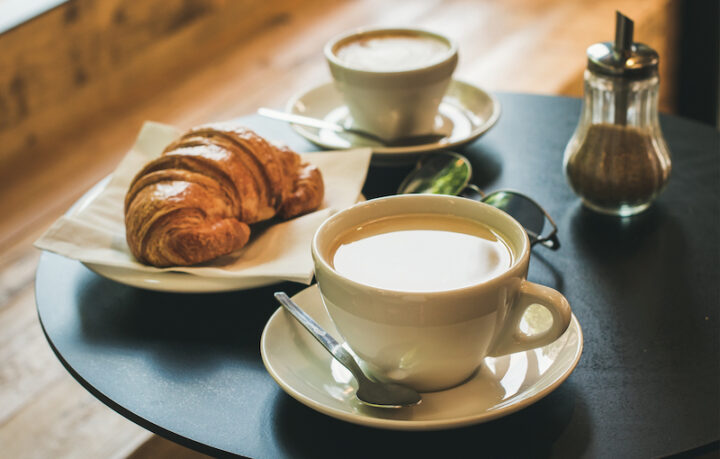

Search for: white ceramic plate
xmin=261 ymin=284 xmax=583 ymax=430
xmin=70 ymin=178 xmax=296 ymax=293
xmin=83 ymin=264 xmax=281 ymax=293
xmin=286 ymin=79 xmax=501 ymax=166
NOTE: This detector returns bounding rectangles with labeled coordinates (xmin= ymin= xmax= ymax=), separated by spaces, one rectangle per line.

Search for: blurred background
xmin=0 ymin=0 xmax=717 ymax=457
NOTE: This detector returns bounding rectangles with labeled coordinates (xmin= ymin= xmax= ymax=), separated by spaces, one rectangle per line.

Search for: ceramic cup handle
xmin=487 ymin=281 xmax=572 ymax=357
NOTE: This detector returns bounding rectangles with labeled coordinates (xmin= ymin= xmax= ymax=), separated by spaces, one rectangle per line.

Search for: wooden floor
xmin=0 ymin=0 xmax=678 ymax=457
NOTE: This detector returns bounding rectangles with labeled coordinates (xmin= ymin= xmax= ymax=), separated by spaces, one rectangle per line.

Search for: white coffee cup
xmin=324 ymin=27 xmax=458 ymax=141
xmin=311 ymin=195 xmax=572 ymax=392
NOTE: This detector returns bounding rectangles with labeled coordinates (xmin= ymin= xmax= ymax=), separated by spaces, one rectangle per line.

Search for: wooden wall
xmin=0 ymin=0 xmax=300 ymax=190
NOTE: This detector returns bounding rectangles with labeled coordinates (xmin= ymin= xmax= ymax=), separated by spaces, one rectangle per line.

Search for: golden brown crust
xmin=279 ymin=154 xmax=324 ymax=219
xmin=124 ymin=124 xmax=324 ymax=267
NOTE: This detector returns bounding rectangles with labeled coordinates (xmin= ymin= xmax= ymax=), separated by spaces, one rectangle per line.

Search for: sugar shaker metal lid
xmin=587 ymin=11 xmax=659 ymax=79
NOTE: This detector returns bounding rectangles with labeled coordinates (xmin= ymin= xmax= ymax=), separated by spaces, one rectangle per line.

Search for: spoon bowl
xmin=355 ymin=379 xmax=423 ymax=409
xmin=397 ymin=150 xmax=472 ymax=195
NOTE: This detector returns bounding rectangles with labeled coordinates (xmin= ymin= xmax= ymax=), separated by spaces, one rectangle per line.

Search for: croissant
xmin=124 ymin=122 xmax=324 ymax=267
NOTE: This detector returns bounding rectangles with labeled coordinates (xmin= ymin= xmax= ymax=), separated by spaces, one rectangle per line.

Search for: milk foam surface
xmin=334 ymin=33 xmax=449 ymax=71
xmin=330 ymin=214 xmax=513 ymax=292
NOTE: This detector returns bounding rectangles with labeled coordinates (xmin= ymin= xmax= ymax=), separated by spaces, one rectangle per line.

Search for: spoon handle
xmin=258 ymin=108 xmax=345 ymax=133
xmin=258 ymin=108 xmax=391 ymax=144
xmin=274 ymin=292 xmax=368 ymax=381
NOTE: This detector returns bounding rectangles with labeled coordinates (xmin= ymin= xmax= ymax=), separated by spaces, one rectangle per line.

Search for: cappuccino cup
xmin=324 ymin=27 xmax=458 ymax=141
xmin=312 ymin=195 xmax=572 ymax=392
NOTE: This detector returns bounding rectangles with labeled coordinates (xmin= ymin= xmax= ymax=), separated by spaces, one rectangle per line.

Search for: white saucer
xmin=260 ymin=285 xmax=583 ymax=431
xmin=286 ymin=79 xmax=501 ymax=166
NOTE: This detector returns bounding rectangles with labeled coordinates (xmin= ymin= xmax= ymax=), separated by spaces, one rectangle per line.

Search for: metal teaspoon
xmin=274 ymin=292 xmax=422 ymax=409
xmin=258 ymin=108 xmax=447 ymax=147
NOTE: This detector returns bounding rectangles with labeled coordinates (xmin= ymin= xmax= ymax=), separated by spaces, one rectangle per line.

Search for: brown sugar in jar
xmin=565 ymin=123 xmax=671 ymax=215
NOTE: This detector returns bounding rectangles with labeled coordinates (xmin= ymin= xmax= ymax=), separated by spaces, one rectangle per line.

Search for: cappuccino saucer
xmin=285 ymin=79 xmax=501 ymax=166
xmin=260 ymin=285 xmax=583 ymax=431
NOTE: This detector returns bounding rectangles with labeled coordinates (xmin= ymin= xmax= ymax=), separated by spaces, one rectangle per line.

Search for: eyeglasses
xmin=459 ymin=185 xmax=560 ymax=250
xmin=398 ymin=151 xmax=560 ymax=250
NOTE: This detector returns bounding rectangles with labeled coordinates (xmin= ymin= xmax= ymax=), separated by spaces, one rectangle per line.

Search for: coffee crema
xmin=334 ymin=32 xmax=450 ymax=72
xmin=329 ymin=213 xmax=514 ymax=292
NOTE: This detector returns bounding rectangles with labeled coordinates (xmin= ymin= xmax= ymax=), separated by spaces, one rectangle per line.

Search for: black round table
xmin=36 ymin=93 xmax=719 ymax=458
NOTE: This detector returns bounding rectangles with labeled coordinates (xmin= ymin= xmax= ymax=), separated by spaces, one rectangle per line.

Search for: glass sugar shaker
xmin=563 ymin=12 xmax=671 ymax=217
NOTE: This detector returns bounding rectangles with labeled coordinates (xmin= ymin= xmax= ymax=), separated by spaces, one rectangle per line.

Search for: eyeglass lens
xmin=482 ymin=191 xmax=546 ymax=240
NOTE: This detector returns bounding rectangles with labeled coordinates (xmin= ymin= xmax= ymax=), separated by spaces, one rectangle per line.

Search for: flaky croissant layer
xmin=124 ymin=123 xmax=324 ymax=267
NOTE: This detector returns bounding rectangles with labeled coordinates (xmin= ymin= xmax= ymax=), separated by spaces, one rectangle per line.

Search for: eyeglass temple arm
xmin=530 ymin=209 xmax=560 ymax=250
xmin=528 ymin=229 xmax=560 ymax=250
